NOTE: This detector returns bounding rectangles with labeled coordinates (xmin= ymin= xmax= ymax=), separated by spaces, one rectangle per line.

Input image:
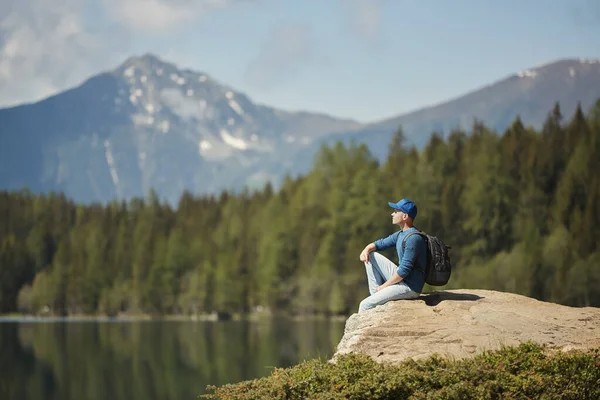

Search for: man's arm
xmin=396 ymin=235 xmax=426 ymax=278
xmin=377 ymin=236 xmax=424 ymax=291
xmin=373 ymin=232 xmax=400 ymax=251
xmin=359 ymin=232 xmax=400 ymax=262
xmin=359 ymin=242 xmax=377 ymax=262
xmin=376 ymin=271 xmax=403 ymax=291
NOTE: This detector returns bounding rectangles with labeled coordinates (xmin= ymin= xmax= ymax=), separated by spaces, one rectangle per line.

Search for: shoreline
xmin=0 ymin=312 xmax=349 ymax=323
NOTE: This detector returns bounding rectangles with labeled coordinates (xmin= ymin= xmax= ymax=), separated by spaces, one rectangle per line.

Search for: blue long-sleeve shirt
xmin=373 ymin=227 xmax=427 ymax=294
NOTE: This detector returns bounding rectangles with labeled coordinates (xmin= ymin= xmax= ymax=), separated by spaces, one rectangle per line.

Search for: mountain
xmin=0 ymin=54 xmax=362 ymax=204
xmin=1 ymin=56 xmax=599 ymax=204
xmin=301 ymin=58 xmax=600 ymax=161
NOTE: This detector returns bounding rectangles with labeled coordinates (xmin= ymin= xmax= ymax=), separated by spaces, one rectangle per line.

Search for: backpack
xmin=402 ymin=230 xmax=452 ymax=286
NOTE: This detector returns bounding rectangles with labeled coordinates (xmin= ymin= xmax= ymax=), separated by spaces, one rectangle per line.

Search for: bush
xmin=200 ymin=342 xmax=600 ymax=399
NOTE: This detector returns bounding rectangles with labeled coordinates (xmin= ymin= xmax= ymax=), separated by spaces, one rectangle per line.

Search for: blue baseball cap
xmin=388 ymin=198 xmax=418 ymax=219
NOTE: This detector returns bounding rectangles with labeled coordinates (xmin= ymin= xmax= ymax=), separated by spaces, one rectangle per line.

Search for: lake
xmin=0 ymin=317 xmax=346 ymax=400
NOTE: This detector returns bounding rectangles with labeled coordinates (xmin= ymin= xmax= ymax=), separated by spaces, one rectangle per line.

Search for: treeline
xmin=1 ymin=100 xmax=599 ymax=316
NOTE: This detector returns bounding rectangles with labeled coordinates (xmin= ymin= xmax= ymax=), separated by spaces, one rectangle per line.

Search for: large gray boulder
xmin=332 ymin=289 xmax=600 ymax=364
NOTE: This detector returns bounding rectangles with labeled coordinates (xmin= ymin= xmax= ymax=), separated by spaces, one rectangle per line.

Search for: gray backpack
xmin=402 ymin=230 xmax=452 ymax=286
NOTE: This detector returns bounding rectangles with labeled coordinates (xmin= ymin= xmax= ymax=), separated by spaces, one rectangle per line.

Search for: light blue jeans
xmin=358 ymin=252 xmax=420 ymax=313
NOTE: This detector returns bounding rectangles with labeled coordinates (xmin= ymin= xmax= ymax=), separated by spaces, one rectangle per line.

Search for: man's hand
xmin=378 ymin=273 xmax=403 ymax=291
xmin=359 ymin=243 xmax=376 ymax=263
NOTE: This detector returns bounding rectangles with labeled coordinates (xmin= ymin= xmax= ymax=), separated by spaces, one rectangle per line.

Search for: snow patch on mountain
xmin=170 ymin=73 xmax=186 ymax=85
xmin=225 ymin=91 xmax=245 ymax=115
xmin=220 ymin=129 xmax=248 ymax=150
xmin=199 ymin=140 xmax=212 ymax=151
xmin=228 ymin=99 xmax=244 ymax=115
xmin=132 ymin=114 xmax=155 ymax=125
xmin=103 ymin=140 xmax=121 ymax=198
xmin=158 ymin=120 xmax=170 ymax=134
xmin=579 ymin=58 xmax=600 ymax=64
xmin=518 ymin=69 xmax=537 ymax=78
xmin=198 ymin=138 xmax=235 ymax=161
xmin=138 ymin=152 xmax=147 ymax=170
xmin=160 ymin=88 xmax=206 ymax=121
xmin=124 ymin=66 xmax=135 ymax=78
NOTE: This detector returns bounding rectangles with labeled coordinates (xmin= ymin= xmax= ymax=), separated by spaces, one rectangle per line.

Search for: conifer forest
xmin=1 ymin=100 xmax=599 ymax=316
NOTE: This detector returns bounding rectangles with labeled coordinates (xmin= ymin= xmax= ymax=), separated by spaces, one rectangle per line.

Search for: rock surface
xmin=332 ymin=289 xmax=600 ymax=364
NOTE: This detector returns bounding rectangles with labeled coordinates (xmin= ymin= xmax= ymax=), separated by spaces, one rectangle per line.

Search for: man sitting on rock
xmin=358 ymin=198 xmax=427 ymax=312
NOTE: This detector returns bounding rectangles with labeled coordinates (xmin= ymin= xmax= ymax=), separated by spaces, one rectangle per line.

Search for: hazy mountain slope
xmin=0 ymin=54 xmax=362 ymax=204
xmin=306 ymin=58 xmax=600 ymax=161
xmin=1 ymin=56 xmax=598 ymax=204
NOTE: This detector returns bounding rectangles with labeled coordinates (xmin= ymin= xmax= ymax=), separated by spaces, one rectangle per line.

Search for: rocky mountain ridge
xmin=1 ymin=56 xmax=599 ymax=204
xmin=304 ymin=58 xmax=600 ymax=161
xmin=0 ymin=54 xmax=361 ymax=204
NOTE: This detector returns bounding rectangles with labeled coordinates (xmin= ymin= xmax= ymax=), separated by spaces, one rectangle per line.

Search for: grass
xmin=200 ymin=342 xmax=600 ymax=399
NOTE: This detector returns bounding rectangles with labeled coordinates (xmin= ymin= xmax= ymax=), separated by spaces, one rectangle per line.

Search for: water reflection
xmin=0 ymin=318 xmax=346 ymax=400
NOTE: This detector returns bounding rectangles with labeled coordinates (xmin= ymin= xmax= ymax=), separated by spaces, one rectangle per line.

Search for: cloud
xmin=0 ymin=0 xmax=123 ymax=107
xmin=345 ymin=0 xmax=384 ymax=40
xmin=101 ymin=0 xmax=246 ymax=33
xmin=244 ymin=23 xmax=314 ymax=90
xmin=0 ymin=0 xmax=249 ymax=108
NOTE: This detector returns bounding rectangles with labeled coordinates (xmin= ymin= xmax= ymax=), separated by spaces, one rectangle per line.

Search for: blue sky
xmin=1 ymin=0 xmax=599 ymax=122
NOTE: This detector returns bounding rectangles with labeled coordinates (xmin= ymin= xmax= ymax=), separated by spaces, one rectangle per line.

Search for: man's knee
xmin=369 ymin=251 xmax=388 ymax=265
xmin=368 ymin=251 xmax=379 ymax=262
xmin=358 ymin=298 xmax=375 ymax=313
xmin=365 ymin=252 xmax=379 ymax=269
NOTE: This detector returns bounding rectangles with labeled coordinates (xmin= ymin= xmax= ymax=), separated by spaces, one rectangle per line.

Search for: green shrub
xmin=200 ymin=342 xmax=600 ymax=400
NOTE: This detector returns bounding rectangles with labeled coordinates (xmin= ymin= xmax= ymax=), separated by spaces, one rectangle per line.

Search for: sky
xmin=1 ymin=0 xmax=599 ymax=122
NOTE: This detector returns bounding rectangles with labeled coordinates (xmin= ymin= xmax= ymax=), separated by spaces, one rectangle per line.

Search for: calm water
xmin=0 ymin=317 xmax=346 ymax=400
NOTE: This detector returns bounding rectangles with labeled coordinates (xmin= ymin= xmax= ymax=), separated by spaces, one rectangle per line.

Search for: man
xmin=357 ymin=198 xmax=427 ymax=312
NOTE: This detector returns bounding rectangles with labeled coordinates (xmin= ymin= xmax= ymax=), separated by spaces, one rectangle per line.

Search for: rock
xmin=332 ymin=289 xmax=600 ymax=365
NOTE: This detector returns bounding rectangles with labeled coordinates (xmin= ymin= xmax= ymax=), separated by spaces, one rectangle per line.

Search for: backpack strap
xmin=401 ymin=232 xmax=416 ymax=250
xmin=401 ymin=230 xmax=425 ymax=251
